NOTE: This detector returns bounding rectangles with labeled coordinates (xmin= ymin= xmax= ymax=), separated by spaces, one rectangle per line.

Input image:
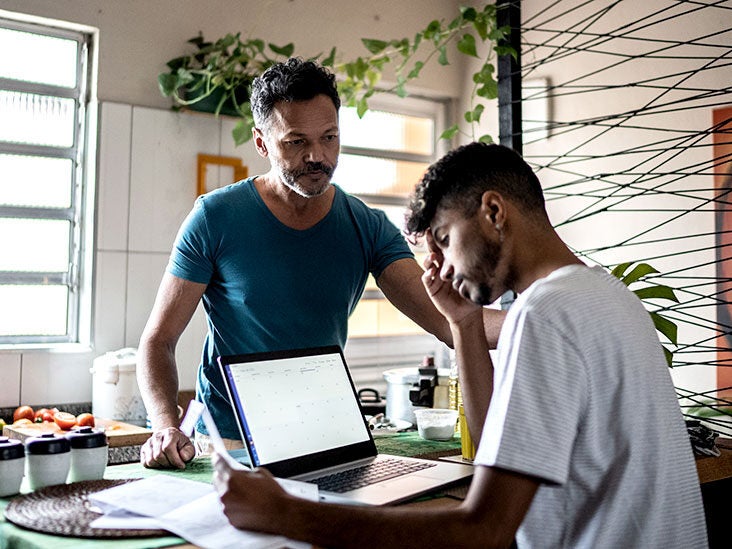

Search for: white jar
xmin=0 ymin=436 xmax=25 ymax=497
xmin=66 ymin=427 xmax=108 ymax=483
xmin=24 ymin=433 xmax=71 ymax=491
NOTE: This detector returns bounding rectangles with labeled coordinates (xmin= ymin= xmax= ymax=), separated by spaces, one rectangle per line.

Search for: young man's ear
xmin=481 ymin=190 xmax=505 ymax=226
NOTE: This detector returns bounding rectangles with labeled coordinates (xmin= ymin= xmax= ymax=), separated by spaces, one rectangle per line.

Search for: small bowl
xmin=413 ymin=408 xmax=458 ymax=441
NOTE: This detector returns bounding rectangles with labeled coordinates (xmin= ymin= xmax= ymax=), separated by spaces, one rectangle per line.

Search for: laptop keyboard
xmin=307 ymin=458 xmax=437 ymax=493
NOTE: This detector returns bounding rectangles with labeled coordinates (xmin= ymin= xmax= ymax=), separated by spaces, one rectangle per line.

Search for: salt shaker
xmin=66 ymin=426 xmax=108 ymax=482
xmin=24 ymin=433 xmax=71 ymax=490
xmin=0 ymin=436 xmax=25 ymax=497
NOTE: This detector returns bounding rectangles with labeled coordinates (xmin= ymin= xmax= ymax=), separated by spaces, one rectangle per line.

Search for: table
xmin=0 ymin=433 xmax=464 ymax=549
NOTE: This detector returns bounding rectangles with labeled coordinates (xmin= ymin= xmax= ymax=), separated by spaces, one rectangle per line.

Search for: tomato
xmin=13 ymin=405 xmax=35 ymax=423
xmin=54 ymin=411 xmax=78 ymax=430
xmin=34 ymin=408 xmax=49 ymax=420
xmin=42 ymin=411 xmax=55 ymax=422
xmin=76 ymin=413 xmax=95 ymax=428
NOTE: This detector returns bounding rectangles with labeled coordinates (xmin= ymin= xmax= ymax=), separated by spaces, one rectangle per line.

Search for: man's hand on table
xmin=140 ymin=426 xmax=195 ymax=469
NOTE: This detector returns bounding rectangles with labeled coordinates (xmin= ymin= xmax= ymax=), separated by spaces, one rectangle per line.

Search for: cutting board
xmin=2 ymin=418 xmax=152 ymax=448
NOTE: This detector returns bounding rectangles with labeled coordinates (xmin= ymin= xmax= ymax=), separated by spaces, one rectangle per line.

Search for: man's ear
xmin=253 ymin=128 xmax=268 ymax=158
xmin=480 ymin=190 xmax=505 ymax=226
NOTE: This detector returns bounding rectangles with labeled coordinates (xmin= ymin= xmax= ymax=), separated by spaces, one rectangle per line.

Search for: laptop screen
xmin=218 ymin=346 xmax=375 ymax=475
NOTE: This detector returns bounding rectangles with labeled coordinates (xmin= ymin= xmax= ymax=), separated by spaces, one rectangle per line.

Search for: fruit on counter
xmin=53 ymin=411 xmax=79 ymax=430
xmin=8 ymin=405 xmax=97 ymax=430
xmin=33 ymin=407 xmax=56 ymax=423
xmin=76 ymin=412 xmax=95 ymax=427
xmin=0 ymin=418 xmax=6 ymax=430
xmin=13 ymin=405 xmax=34 ymax=423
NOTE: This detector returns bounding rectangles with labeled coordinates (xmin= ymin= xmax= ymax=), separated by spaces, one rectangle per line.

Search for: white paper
xmin=89 ymin=465 xmax=318 ymax=548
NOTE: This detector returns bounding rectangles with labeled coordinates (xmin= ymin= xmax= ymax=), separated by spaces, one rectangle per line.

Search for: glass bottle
xmin=448 ymin=349 xmax=462 ymax=411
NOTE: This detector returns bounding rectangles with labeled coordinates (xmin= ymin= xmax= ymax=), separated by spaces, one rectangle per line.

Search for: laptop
xmin=217 ymin=345 xmax=474 ymax=506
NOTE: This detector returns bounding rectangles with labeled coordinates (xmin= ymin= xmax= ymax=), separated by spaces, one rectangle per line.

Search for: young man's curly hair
xmin=405 ymin=142 xmax=547 ymax=239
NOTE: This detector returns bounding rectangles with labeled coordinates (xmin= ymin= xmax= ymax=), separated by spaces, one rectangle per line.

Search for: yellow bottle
xmin=458 ymin=404 xmax=476 ymax=461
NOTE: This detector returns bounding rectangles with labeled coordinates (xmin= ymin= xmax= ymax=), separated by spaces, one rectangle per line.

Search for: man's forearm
xmin=451 ymin=311 xmax=494 ymax=444
xmin=137 ymin=335 xmax=181 ymax=430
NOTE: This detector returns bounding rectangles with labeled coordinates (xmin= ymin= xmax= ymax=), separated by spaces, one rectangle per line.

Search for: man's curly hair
xmin=250 ymin=57 xmax=340 ymax=128
xmin=405 ymin=142 xmax=547 ymax=238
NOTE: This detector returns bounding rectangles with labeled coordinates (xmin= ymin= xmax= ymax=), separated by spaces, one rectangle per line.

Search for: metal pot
xmin=383 ymin=367 xmax=450 ymax=424
xmin=357 ymin=388 xmax=386 ymax=416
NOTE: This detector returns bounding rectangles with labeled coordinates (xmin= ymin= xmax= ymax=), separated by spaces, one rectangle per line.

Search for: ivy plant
xmin=333 ymin=3 xmax=516 ymax=143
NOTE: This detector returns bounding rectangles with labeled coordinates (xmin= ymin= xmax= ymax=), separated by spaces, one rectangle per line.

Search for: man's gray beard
xmin=281 ymin=175 xmax=331 ymax=198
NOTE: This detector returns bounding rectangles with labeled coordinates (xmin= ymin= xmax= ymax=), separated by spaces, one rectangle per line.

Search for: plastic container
xmin=0 ymin=436 xmax=25 ymax=497
xmin=90 ymin=347 xmax=147 ymax=426
xmin=66 ymin=427 xmax=108 ymax=482
xmin=25 ymin=433 xmax=71 ymax=491
xmin=414 ymin=408 xmax=459 ymax=441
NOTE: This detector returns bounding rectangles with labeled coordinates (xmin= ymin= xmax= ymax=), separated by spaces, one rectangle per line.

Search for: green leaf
xmin=357 ymin=97 xmax=369 ymax=118
xmin=457 ymin=33 xmax=479 ymax=58
xmin=633 ymin=286 xmax=678 ymax=302
xmin=473 ymin=18 xmax=489 ymax=41
xmin=232 ymin=120 xmax=253 ymax=146
xmin=268 ymin=42 xmax=294 ymax=57
xmin=438 ymin=46 xmax=449 ymax=66
xmin=610 ymin=262 xmax=633 ymax=278
xmin=465 ymin=103 xmax=485 ymax=123
xmin=477 ymin=80 xmax=498 ymax=99
xmin=423 ymin=20 xmax=441 ymax=40
xmin=158 ymin=73 xmax=179 ymax=96
xmin=412 ymin=33 xmax=422 ymax=53
xmin=322 ymin=47 xmax=337 ymax=67
xmin=478 ymin=134 xmax=494 ymax=144
xmin=439 ymin=124 xmax=460 ymax=140
xmin=650 ymin=312 xmax=678 ymax=344
xmin=407 ymin=61 xmax=424 ymax=80
xmin=460 ymin=7 xmax=477 ymax=21
xmin=621 ymin=263 xmax=658 ymax=286
xmin=662 ymin=346 xmax=673 ymax=367
xmin=362 ymin=38 xmax=388 ymax=54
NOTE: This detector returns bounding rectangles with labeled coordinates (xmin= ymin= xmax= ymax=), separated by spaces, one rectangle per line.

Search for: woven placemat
xmin=4 ymin=478 xmax=169 ymax=538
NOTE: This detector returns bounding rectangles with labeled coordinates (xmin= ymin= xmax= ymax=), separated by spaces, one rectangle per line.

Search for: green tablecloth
xmin=0 ymin=433 xmax=462 ymax=548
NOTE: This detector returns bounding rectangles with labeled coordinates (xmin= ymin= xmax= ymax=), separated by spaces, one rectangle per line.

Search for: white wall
xmin=0 ymin=0 xmax=466 ymax=108
xmin=517 ymin=0 xmax=729 ymax=396
xmin=0 ymin=0 xmax=471 ymax=408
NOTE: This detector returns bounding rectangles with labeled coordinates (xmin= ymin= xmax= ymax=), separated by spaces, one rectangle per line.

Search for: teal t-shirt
xmin=167 ymin=178 xmax=413 ymax=438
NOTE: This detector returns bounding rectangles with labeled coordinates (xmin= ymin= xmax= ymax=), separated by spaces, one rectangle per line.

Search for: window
xmin=0 ymin=14 xmax=96 ymax=346
xmin=335 ymin=93 xmax=451 ymax=379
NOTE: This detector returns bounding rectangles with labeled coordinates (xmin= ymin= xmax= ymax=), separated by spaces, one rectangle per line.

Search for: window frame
xmin=0 ymin=12 xmax=98 ymax=348
xmin=338 ymin=92 xmax=453 ymax=380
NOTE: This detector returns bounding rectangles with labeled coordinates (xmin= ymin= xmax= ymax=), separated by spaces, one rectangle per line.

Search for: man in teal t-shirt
xmin=136 ymin=58 xmax=462 ymax=469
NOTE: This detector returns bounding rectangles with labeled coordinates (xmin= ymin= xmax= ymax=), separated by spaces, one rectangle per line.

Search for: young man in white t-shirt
xmin=211 ymin=142 xmax=708 ymax=548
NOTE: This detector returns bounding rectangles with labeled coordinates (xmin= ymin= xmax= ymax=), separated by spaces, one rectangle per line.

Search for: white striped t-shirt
xmin=474 ymin=265 xmax=707 ymax=548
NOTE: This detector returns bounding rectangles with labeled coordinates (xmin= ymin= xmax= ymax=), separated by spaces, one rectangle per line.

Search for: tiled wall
xmin=0 ymin=102 xmax=269 ymax=410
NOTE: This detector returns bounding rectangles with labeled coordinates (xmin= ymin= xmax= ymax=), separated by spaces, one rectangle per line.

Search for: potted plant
xmin=157 ymin=32 xmax=302 ymax=145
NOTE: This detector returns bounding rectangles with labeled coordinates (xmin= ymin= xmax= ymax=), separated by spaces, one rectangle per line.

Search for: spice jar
xmin=0 ymin=436 xmax=25 ymax=497
xmin=24 ymin=432 xmax=71 ymax=491
xmin=66 ymin=426 xmax=108 ymax=482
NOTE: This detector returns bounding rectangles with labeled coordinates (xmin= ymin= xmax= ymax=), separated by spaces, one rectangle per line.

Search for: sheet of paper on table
xmin=89 ymin=475 xmax=316 ymax=549
xmin=90 ymin=401 xmax=319 ymax=548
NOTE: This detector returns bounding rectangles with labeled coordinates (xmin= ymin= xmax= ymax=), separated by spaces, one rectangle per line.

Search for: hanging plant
xmin=157 ymin=32 xmax=300 ymax=145
xmin=334 ymin=3 xmax=516 ymax=143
